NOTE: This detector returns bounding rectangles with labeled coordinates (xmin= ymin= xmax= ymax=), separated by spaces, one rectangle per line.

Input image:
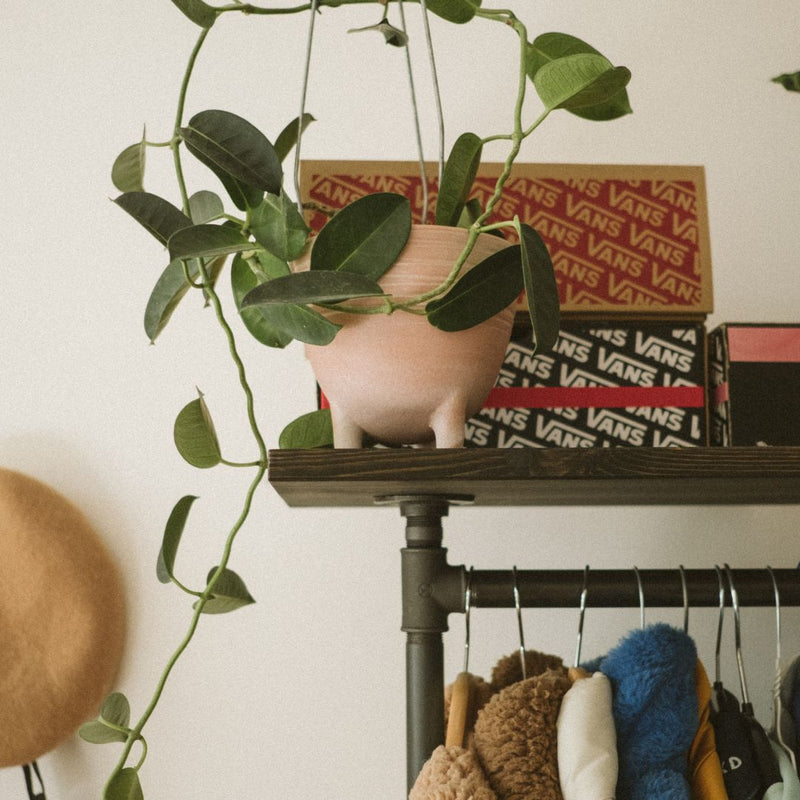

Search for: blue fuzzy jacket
xmin=584 ymin=623 xmax=699 ymax=800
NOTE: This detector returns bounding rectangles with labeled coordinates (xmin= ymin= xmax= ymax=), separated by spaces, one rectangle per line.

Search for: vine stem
xmin=106 ymin=20 xmax=271 ymax=793
xmin=171 ymin=28 xmax=210 ymax=215
xmin=106 ymin=462 xmax=266 ymax=791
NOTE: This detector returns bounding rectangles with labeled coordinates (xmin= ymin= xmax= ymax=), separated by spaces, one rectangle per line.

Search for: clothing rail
xmin=465 ymin=567 xmax=800 ymax=609
xmin=396 ymin=495 xmax=800 ymax=791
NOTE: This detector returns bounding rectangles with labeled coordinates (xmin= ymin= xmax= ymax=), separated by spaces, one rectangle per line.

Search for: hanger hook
xmin=574 ymin=565 xmax=589 ymax=667
xmin=463 ymin=566 xmax=473 ymax=673
xmin=768 ymin=566 xmax=797 ymax=771
xmin=679 ymin=564 xmax=689 ymax=634
xmin=513 ymin=566 xmax=526 ymax=680
xmin=767 ymin=565 xmax=781 ymax=666
xmin=714 ymin=564 xmax=725 ymax=685
xmin=633 ymin=566 xmax=645 ymax=629
xmin=724 ymin=563 xmax=751 ymax=706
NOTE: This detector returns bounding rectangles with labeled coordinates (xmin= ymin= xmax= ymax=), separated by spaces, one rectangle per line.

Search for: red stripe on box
xmin=727 ymin=327 xmax=800 ymax=362
xmin=712 ymin=382 xmax=730 ymax=405
xmin=484 ymin=385 xmax=705 ymax=409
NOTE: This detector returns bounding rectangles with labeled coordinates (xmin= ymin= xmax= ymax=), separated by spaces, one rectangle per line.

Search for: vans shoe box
xmin=465 ymin=321 xmax=707 ymax=448
xmin=709 ymin=323 xmax=800 ymax=446
xmin=301 ymin=161 xmax=713 ymax=318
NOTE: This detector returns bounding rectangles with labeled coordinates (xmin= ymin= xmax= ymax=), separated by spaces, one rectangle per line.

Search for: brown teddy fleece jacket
xmin=410 ymin=650 xmax=571 ymax=800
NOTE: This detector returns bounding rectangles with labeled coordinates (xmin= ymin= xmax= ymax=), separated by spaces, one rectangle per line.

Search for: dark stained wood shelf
xmin=267 ymin=446 xmax=800 ymax=507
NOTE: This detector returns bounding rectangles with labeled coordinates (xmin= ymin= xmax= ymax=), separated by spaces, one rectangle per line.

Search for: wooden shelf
xmin=267 ymin=446 xmax=800 ymax=507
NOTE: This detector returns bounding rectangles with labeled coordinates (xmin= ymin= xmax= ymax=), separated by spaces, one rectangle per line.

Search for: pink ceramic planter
xmin=303 ymin=225 xmax=515 ymax=448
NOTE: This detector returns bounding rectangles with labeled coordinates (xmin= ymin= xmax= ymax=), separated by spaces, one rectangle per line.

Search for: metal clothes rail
xmin=266 ymin=447 xmax=800 ymax=793
xmin=394 ymin=495 xmax=800 ymax=792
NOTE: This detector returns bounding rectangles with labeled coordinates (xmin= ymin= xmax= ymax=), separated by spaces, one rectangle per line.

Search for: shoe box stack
xmin=302 ymin=160 xmax=800 ymax=448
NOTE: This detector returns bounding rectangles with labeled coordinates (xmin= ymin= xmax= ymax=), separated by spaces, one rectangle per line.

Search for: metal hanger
xmin=679 ymin=564 xmax=689 ymax=634
xmin=725 ymin=563 xmax=782 ymax=795
xmin=446 ymin=567 xmax=474 ymax=748
xmin=768 ymin=565 xmax=797 ymax=771
xmin=513 ymin=565 xmax=526 ymax=680
xmin=574 ymin=565 xmax=589 ymax=668
xmin=633 ymin=566 xmax=645 ymax=629
xmin=463 ymin=566 xmax=473 ymax=674
xmin=710 ymin=564 xmax=764 ymax=800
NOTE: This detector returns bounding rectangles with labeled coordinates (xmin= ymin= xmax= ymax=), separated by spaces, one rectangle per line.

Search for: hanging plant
xmin=83 ymin=1 xmax=633 ymax=796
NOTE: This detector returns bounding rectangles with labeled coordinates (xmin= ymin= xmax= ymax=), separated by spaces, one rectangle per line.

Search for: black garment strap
xmin=21 ymin=761 xmax=46 ymax=800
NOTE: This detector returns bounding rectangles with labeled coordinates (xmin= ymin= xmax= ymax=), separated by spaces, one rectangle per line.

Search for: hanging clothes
xmin=410 ymin=672 xmax=497 ymax=800
xmin=556 ymin=667 xmax=618 ymax=800
xmin=690 ymin=660 xmax=728 ymax=800
xmin=764 ymin=740 xmax=800 ymax=800
xmin=473 ymin=663 xmax=571 ymax=800
xmin=584 ymin=623 xmax=698 ymax=800
xmin=410 ymin=650 xmax=570 ymax=800
xmin=773 ymin=655 xmax=800 ymax=768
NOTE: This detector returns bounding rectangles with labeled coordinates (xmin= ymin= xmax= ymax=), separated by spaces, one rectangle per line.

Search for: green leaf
xmin=519 ymin=223 xmax=560 ymax=354
xmin=256 ymin=303 xmax=342 ymax=345
xmin=426 ymin=0 xmax=480 ymax=23
xmin=435 ymin=132 xmax=483 ymax=226
xmin=115 ymin=192 xmax=192 ymax=247
xmin=111 ymin=131 xmax=146 ymax=193
xmin=533 ymin=52 xmax=631 ymax=112
xmin=527 ymin=33 xmax=632 ymax=120
xmin=250 ymin=190 xmax=310 ymax=261
xmin=188 ymin=190 xmax=225 ymax=224
xmin=78 ymin=720 xmax=129 ymax=745
xmin=310 ymin=192 xmax=411 ymax=279
xmin=241 ymin=270 xmax=385 ymax=306
xmin=281 ymin=308 xmax=338 ymax=345
xmin=197 ymin=567 xmax=256 ymax=614
xmin=279 ymin=409 xmax=333 ymax=449
xmin=170 ymin=0 xmax=216 ymax=28
xmin=174 ymin=392 xmax=222 ymax=469
xmin=79 ymin=693 xmax=132 ymax=744
xmin=273 ymin=113 xmax=316 ymax=163
xmin=100 ymin=692 xmax=131 ymax=728
xmin=104 ymin=768 xmax=143 ymax=800
xmin=168 ymin=223 xmax=253 ymax=262
xmin=231 ymin=254 xmax=294 ymax=348
xmin=157 ymin=495 xmax=198 ymax=584
xmin=181 ymin=110 xmax=282 ymax=210
xmin=426 ymin=245 xmax=522 ymax=331
xmin=144 ymin=255 xmax=225 ymax=343
xmin=773 ymin=71 xmax=800 ymax=92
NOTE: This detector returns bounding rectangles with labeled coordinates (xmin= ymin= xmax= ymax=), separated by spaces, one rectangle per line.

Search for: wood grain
xmin=267 ymin=446 xmax=800 ymax=507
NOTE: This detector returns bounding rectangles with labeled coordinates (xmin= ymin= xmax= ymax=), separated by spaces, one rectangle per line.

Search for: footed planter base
xmin=304 ymin=226 xmax=515 ymax=448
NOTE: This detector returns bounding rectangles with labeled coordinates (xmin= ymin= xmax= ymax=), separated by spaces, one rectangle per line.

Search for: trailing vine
xmin=80 ymin=2 xmax=631 ymax=797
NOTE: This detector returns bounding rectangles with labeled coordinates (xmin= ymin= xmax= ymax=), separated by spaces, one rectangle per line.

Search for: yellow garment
xmin=689 ymin=659 xmax=729 ymax=800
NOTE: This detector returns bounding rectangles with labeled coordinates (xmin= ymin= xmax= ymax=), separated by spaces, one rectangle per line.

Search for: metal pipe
xmin=463 ymin=568 xmax=800 ymax=610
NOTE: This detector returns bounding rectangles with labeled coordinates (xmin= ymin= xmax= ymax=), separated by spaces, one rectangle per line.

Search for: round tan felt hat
xmin=0 ymin=467 xmax=126 ymax=767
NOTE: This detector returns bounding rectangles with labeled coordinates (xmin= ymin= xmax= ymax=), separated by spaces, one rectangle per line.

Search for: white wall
xmin=2 ymin=2 xmax=799 ymax=798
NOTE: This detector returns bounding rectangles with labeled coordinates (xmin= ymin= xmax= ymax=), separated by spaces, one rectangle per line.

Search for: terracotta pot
xmin=303 ymin=225 xmax=514 ymax=448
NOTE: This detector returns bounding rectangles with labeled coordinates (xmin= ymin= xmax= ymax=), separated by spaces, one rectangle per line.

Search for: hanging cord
xmin=417 ymin=0 xmax=445 ymax=189
xmin=292 ymin=0 xmax=320 ymax=213
xmin=573 ymin=565 xmax=589 ymax=667
xmin=513 ymin=566 xmax=526 ymax=679
xmin=396 ymin=0 xmax=429 ymax=223
xmin=21 ymin=762 xmax=46 ymax=800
